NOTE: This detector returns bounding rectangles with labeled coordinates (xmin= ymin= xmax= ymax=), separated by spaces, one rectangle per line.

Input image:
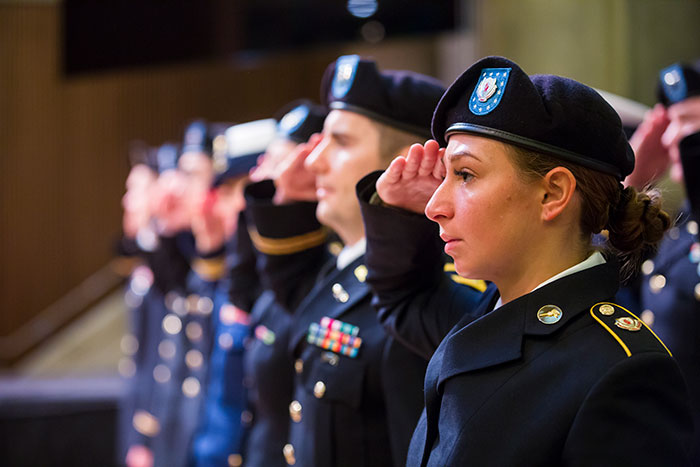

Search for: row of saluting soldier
xmin=116 ymin=54 xmax=700 ymax=466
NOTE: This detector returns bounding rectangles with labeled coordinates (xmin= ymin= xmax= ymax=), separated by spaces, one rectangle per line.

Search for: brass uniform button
xmin=640 ymin=309 xmax=655 ymax=327
xmin=641 ymin=259 xmax=654 ymax=276
xmin=313 ymin=381 xmax=326 ymax=399
xmin=354 ymin=265 xmax=368 ymax=283
xmin=153 ymin=364 xmax=171 ymax=383
xmin=283 ymin=443 xmax=296 ymax=465
xmin=185 ymin=349 xmax=204 ymax=369
xmin=649 ymin=274 xmax=666 ymax=294
xmin=132 ymin=410 xmax=161 ymax=437
xmin=182 ymin=377 xmax=201 ymax=398
xmin=536 ymin=305 xmax=563 ymax=325
xmin=228 ymin=454 xmax=243 ymax=467
xmin=186 ymin=294 xmax=200 ymax=313
xmin=158 ymin=339 xmax=176 ymax=360
xmin=289 ymin=400 xmax=302 ymax=423
xmin=332 ymin=283 xmax=349 ymax=303
xmin=162 ymin=314 xmax=183 ymax=335
xmin=186 ymin=322 xmax=203 ymax=342
xmin=694 ymin=283 xmax=700 ymax=301
xmin=241 ymin=410 xmax=254 ymax=425
xmin=197 ymin=296 xmax=214 ymax=315
xmin=294 ymin=359 xmax=304 ymax=374
xmin=598 ymin=304 xmax=615 ymax=316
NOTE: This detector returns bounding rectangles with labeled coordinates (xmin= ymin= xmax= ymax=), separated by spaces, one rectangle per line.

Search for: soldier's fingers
xmin=307 ymin=132 xmax=324 ymax=149
xmin=403 ymin=144 xmax=424 ymax=179
xmin=433 ymin=150 xmax=446 ymax=179
xmin=383 ymin=156 xmax=406 ymax=184
xmin=418 ymin=140 xmax=440 ymax=177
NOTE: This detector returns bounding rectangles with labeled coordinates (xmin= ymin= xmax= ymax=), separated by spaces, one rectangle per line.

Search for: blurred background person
xmin=624 ymin=59 xmax=700 ymax=463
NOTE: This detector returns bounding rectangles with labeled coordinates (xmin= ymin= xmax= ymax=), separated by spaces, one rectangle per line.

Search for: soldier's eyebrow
xmin=330 ymin=129 xmax=357 ymax=144
xmin=446 ymin=150 xmax=481 ymax=163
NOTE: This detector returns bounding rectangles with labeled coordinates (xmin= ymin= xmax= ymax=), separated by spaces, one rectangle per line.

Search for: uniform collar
xmin=337 ymin=237 xmax=366 ymax=270
xmin=492 ymin=251 xmax=606 ymax=310
xmin=437 ymin=260 xmax=619 ymax=385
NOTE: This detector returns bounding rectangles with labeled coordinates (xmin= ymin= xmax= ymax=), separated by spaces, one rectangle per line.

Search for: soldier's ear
xmin=539 ymin=167 xmax=576 ymax=222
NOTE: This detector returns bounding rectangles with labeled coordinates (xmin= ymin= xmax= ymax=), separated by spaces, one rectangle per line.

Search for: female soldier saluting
xmin=357 ymin=56 xmax=694 ymax=466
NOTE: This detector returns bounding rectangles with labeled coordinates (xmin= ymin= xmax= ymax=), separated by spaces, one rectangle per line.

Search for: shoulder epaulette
xmin=590 ymin=302 xmax=672 ymax=358
xmin=444 ymin=263 xmax=487 ymax=292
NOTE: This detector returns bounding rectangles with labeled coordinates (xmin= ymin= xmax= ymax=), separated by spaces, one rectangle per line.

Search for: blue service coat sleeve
xmin=563 ymin=352 xmax=694 ymax=466
xmin=680 ymin=131 xmax=700 ymax=220
xmin=244 ymin=180 xmax=329 ymax=312
xmin=227 ymin=212 xmax=263 ymax=313
xmin=356 ymin=171 xmax=485 ymax=360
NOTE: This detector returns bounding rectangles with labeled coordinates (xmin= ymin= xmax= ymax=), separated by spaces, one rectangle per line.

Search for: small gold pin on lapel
xmin=598 ymin=304 xmax=615 ymax=316
xmin=537 ymin=305 xmax=563 ymax=325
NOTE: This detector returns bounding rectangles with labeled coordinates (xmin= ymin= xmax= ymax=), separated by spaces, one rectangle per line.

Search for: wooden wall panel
xmin=475 ymin=0 xmax=700 ymax=104
xmin=0 ymin=5 xmax=342 ymax=351
xmin=0 ymin=4 xmax=444 ymax=365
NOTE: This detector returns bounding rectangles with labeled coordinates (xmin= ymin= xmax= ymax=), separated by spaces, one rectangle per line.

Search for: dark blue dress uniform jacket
xmin=238 ymin=191 xmax=326 ymax=467
xmin=244 ymin=180 xmax=450 ymax=467
xmin=356 ymin=172 xmax=694 ymax=466
xmin=638 ymin=131 xmax=700 ymax=463
xmin=192 ymin=214 xmax=263 ymax=467
xmin=242 ymin=290 xmax=295 ymax=467
xmin=119 ymin=232 xmax=197 ymax=467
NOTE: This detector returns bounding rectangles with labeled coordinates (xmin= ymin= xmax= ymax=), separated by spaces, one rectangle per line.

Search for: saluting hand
xmin=625 ymin=104 xmax=671 ymax=189
xmin=376 ymin=140 xmax=446 ymax=214
xmin=663 ymin=96 xmax=700 ymax=148
xmin=273 ymin=133 xmax=323 ymax=204
xmin=191 ymin=189 xmax=226 ymax=254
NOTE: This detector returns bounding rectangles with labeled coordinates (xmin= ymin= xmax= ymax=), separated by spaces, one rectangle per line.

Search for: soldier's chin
xmin=315 ymin=201 xmax=332 ymax=225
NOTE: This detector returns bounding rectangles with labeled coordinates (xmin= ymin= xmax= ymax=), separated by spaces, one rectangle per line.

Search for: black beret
xmin=127 ymin=140 xmax=159 ymax=172
xmin=432 ymin=56 xmax=634 ymax=180
xmin=320 ymin=55 xmax=445 ymax=139
xmin=212 ymin=119 xmax=278 ymax=187
xmin=155 ymin=143 xmax=180 ymax=174
xmin=275 ymin=99 xmax=328 ymax=143
xmin=657 ymin=60 xmax=700 ymax=106
xmin=182 ymin=119 xmax=214 ymax=156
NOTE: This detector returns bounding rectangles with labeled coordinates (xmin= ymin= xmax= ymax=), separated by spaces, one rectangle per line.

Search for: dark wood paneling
xmin=0 ymin=5 xmax=340 ymax=362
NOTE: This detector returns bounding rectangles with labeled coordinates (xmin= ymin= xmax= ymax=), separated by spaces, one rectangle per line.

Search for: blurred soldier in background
xmin=190 ymin=118 xmax=277 ymax=467
xmin=239 ymin=100 xmax=327 ymax=467
xmin=625 ymin=59 xmax=700 ymax=463
xmin=121 ymin=142 xmax=194 ymax=467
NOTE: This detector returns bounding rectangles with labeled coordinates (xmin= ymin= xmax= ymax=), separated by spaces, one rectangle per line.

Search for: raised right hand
xmin=625 ymin=104 xmax=671 ymax=189
xmin=273 ymin=133 xmax=323 ymax=204
xmin=376 ymin=140 xmax=446 ymax=214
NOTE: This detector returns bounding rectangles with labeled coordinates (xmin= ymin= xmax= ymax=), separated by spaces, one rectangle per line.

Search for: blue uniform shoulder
xmin=589 ymin=302 xmax=673 ymax=358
